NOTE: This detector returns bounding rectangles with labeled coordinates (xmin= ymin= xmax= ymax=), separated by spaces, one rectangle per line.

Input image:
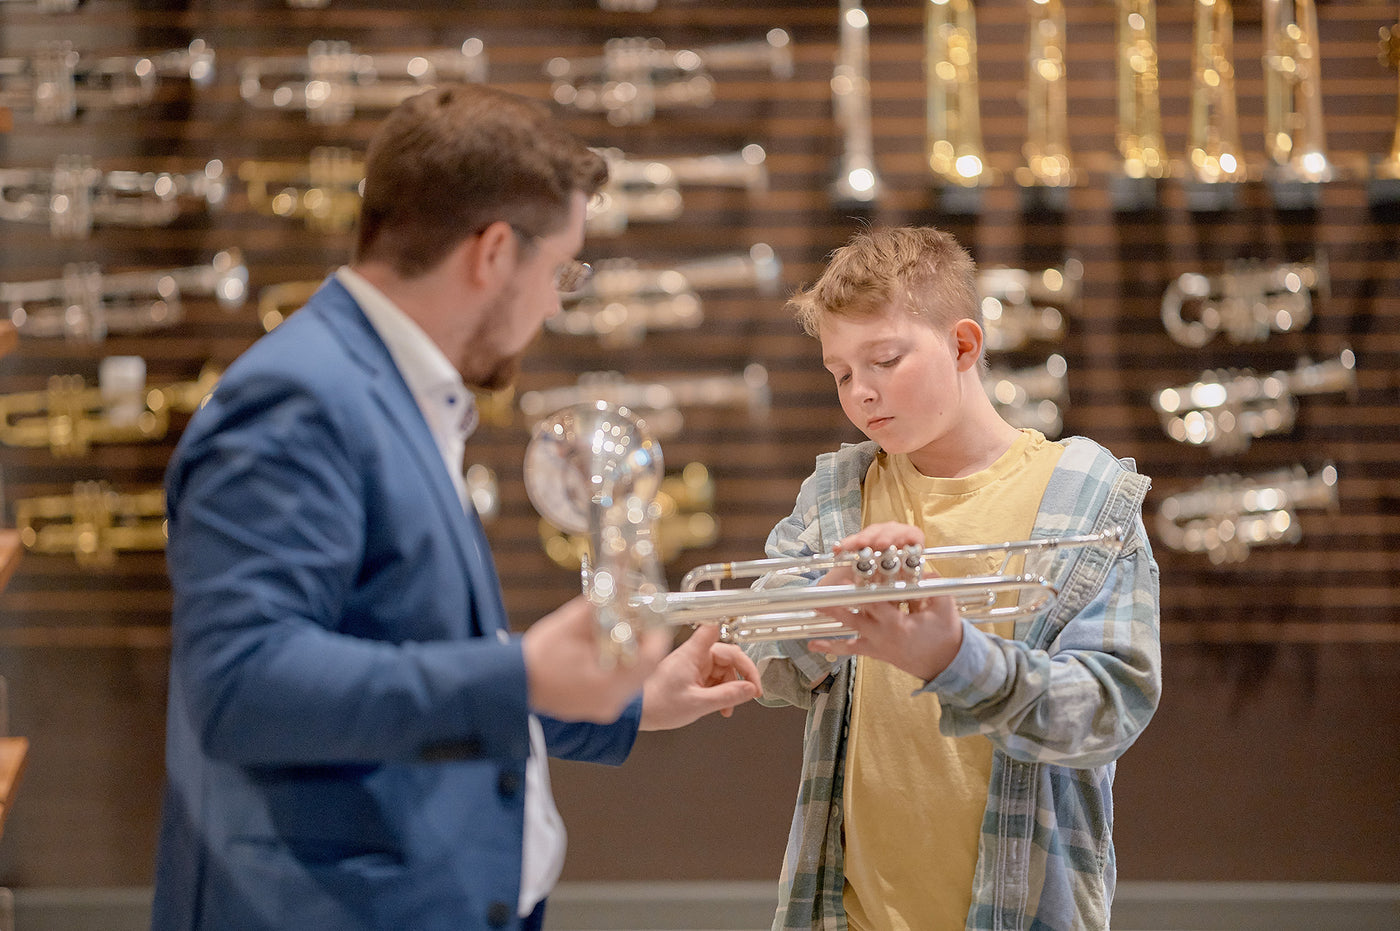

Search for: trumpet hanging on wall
xmin=239 ymin=39 xmax=487 ymax=124
xmin=2 ymin=250 xmax=248 ymax=343
xmin=16 ymin=481 xmax=167 ymax=568
xmin=1160 ymin=254 xmax=1327 ymax=348
xmin=545 ymin=29 xmax=792 ymax=126
xmin=1152 ymin=349 xmax=1357 ymax=455
xmin=1156 ymin=463 xmax=1338 ymax=564
xmin=0 ymin=158 xmax=226 ymax=239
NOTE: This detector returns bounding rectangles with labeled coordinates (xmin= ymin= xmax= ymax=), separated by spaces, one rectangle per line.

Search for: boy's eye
xmin=876 ymin=356 xmax=900 ymax=368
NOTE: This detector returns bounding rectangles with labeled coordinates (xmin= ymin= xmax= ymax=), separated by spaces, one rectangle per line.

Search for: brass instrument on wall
xmin=1374 ymin=15 xmax=1400 ymax=182
xmin=589 ymin=145 xmax=767 ymax=236
xmin=239 ymin=39 xmax=487 ymax=124
xmin=976 ymin=261 xmax=1080 ymax=351
xmin=1017 ymin=0 xmax=1074 ymax=190
xmin=1153 ymin=349 xmax=1356 ymax=455
xmin=257 ymin=279 xmax=321 ymax=332
xmin=1156 ymin=463 xmax=1338 ymax=564
xmin=0 ymin=0 xmax=82 ymax=11
xmin=1262 ymin=0 xmax=1332 ymax=184
xmin=545 ymin=29 xmax=792 ymax=126
xmin=1160 ymin=254 xmax=1327 ymax=348
xmin=0 ymin=40 xmax=213 ymax=122
xmin=16 ymin=481 xmax=167 ymax=567
xmin=831 ymin=0 xmax=882 ymax=205
xmin=926 ymin=0 xmax=990 ymax=191
xmin=1116 ymin=0 xmax=1166 ymax=182
xmin=0 ymin=360 xmax=219 ymax=458
xmin=523 ymin=402 xmax=1125 ymax=658
xmin=0 ymin=158 xmax=226 ymax=239
xmin=1187 ymin=0 xmax=1247 ymax=186
xmin=519 ymin=364 xmax=770 ymax=439
xmin=239 ymin=147 xmax=363 ymax=233
xmin=3 ymin=249 xmax=248 ymax=342
xmin=983 ymin=353 xmax=1067 ymax=437
xmin=545 ymin=244 xmax=780 ymax=348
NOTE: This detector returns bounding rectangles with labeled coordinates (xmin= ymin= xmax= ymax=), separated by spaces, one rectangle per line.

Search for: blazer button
xmin=486 ymin=900 xmax=512 ymax=927
xmin=497 ymin=769 xmax=522 ymax=798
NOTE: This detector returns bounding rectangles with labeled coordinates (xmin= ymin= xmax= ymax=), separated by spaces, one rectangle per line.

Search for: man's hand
xmin=806 ymin=522 xmax=963 ymax=683
xmin=639 ymin=624 xmax=762 ymax=731
xmin=521 ymin=596 xmax=673 ymax=723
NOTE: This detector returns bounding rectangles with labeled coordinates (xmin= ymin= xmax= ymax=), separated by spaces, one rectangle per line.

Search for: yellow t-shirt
xmin=842 ymin=429 xmax=1063 ymax=931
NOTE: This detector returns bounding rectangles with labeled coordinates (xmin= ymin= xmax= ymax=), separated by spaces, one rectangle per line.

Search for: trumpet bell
xmin=523 ymin=400 xmax=663 ymax=535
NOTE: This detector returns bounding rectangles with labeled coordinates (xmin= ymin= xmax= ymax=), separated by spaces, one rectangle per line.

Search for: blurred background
xmin=0 ymin=1 xmax=1396 ymax=928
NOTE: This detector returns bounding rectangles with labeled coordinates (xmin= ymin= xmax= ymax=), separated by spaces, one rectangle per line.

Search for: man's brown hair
xmin=355 ymin=83 xmax=608 ymax=277
xmin=790 ymin=226 xmax=980 ymax=338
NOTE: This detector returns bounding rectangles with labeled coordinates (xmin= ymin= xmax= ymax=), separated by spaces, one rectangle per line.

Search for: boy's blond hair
xmin=790 ymin=226 xmax=980 ymax=338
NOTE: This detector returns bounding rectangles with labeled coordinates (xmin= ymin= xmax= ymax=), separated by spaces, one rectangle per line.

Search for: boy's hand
xmin=808 ymin=521 xmax=963 ymax=682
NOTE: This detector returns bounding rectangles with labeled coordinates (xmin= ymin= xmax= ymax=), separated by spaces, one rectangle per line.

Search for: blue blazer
xmin=151 ymin=278 xmax=640 ymax=931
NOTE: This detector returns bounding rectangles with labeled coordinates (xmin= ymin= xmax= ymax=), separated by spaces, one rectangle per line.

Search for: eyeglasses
xmin=554 ymin=259 xmax=592 ymax=295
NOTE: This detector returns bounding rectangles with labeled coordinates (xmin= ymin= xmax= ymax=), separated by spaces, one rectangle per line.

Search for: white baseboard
xmin=9 ymin=880 xmax=1400 ymax=930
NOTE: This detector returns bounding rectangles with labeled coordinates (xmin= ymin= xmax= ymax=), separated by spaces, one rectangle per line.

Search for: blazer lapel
xmin=311 ymin=279 xmax=509 ymax=638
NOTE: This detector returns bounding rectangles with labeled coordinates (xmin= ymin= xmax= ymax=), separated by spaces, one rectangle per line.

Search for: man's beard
xmin=475 ymin=352 xmax=521 ymax=393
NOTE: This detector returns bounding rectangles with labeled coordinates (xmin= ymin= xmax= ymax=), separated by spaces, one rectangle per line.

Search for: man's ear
xmin=463 ymin=220 xmax=517 ymax=289
xmin=952 ymin=318 xmax=985 ymax=371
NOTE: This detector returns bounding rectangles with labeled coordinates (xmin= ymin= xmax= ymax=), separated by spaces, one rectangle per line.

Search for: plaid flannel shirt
xmin=747 ymin=437 xmax=1161 ymax=931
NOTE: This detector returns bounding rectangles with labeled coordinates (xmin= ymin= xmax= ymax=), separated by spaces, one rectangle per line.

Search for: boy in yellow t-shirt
xmin=746 ymin=226 xmax=1161 ymax=931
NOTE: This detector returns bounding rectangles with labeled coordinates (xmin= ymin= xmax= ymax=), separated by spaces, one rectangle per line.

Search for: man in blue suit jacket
xmin=152 ymin=83 xmax=761 ymax=931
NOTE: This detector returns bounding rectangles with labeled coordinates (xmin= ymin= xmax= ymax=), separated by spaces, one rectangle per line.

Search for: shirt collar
xmin=335 ymin=266 xmax=479 ymax=441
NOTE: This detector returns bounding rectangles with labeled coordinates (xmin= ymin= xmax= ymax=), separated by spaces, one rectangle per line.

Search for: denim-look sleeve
xmin=922 ymin=440 xmax=1162 ymax=769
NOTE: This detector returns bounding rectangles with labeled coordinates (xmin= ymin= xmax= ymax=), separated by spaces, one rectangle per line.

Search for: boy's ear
xmin=952 ymin=318 xmax=985 ymax=370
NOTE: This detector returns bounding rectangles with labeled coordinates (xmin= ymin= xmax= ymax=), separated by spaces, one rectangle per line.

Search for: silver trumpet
xmin=1263 ymin=0 xmax=1333 ymax=184
xmin=545 ymin=244 xmax=781 ymax=348
xmin=0 ymin=39 xmax=213 ymax=123
xmin=524 ymin=401 xmax=1125 ymax=659
xmin=3 ymin=249 xmax=248 ymax=342
xmin=1152 ymin=349 xmax=1357 ymax=455
xmin=1156 ymin=463 xmax=1338 ymax=564
xmin=983 ymin=353 xmax=1067 ymax=437
xmin=0 ymin=157 xmax=226 ymax=239
xmin=1160 ymin=254 xmax=1327 ymax=348
xmin=0 ymin=0 xmax=83 ymax=11
xmin=589 ymin=144 xmax=767 ymax=236
xmin=239 ymin=39 xmax=487 ymax=124
xmin=976 ymin=260 xmax=1081 ymax=351
xmin=831 ymin=0 xmax=882 ymax=205
xmin=519 ymin=363 xmax=770 ymax=438
xmin=545 ymin=29 xmax=793 ymax=126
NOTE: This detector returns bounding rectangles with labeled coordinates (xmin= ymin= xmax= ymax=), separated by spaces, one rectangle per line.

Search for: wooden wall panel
xmin=0 ymin=0 xmax=1396 ymax=888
